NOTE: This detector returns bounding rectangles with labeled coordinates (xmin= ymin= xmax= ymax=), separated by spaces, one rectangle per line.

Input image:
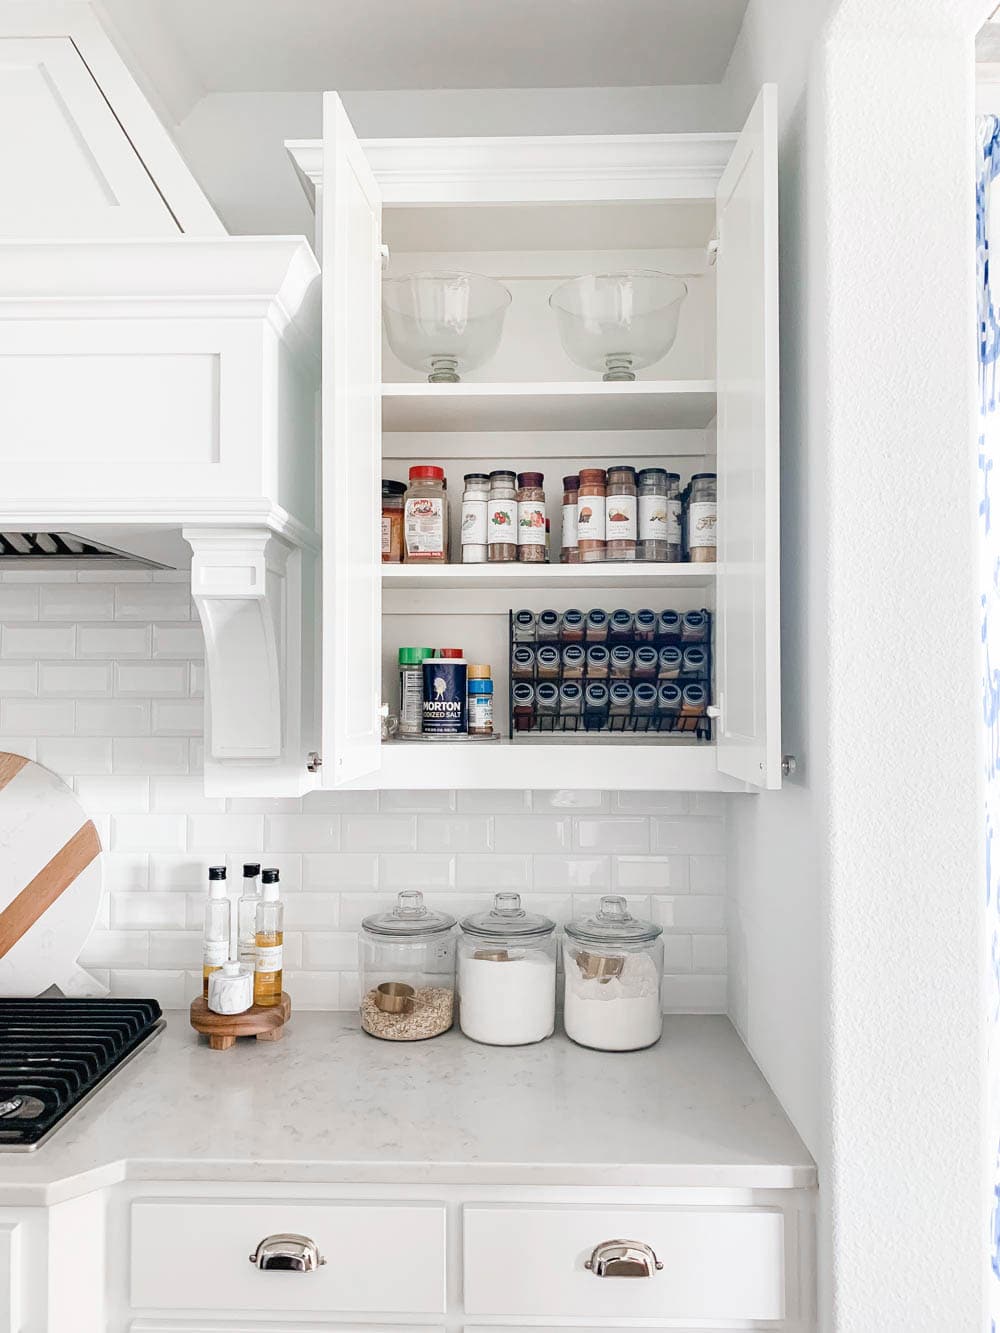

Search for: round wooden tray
xmin=190 ymin=992 xmax=291 ymax=1050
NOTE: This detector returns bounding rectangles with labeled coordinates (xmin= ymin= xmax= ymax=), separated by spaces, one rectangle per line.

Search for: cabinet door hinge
xmin=306 ymin=751 xmax=322 ymax=772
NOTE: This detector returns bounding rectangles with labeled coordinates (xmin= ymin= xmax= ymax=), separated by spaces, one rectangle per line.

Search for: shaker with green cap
xmin=399 ymin=647 xmax=434 ymax=736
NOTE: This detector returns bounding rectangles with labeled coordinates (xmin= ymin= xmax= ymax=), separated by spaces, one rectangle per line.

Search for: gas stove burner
xmin=0 ymin=998 xmax=164 ymax=1150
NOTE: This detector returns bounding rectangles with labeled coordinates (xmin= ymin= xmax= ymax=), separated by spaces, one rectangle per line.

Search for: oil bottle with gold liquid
xmin=254 ymin=868 xmax=284 ymax=1006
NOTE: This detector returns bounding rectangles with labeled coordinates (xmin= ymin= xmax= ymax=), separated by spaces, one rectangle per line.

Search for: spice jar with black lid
xmin=560 ymin=608 xmax=585 ymax=643
xmin=585 ymin=608 xmax=609 ymax=642
xmin=605 ymin=465 xmax=638 ymax=562
xmin=517 ymin=472 xmax=547 ymax=562
xmin=488 ymin=470 xmax=518 ymax=562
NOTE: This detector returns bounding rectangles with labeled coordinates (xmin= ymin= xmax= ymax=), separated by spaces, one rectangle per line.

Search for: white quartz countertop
xmin=0 ymin=1012 xmax=816 ymax=1204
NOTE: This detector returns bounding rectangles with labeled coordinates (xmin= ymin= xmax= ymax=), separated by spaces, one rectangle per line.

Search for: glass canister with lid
xmin=562 ymin=895 xmax=664 ymax=1051
xmin=458 ymin=893 xmax=557 ymax=1045
xmin=359 ymin=890 xmax=456 ymax=1040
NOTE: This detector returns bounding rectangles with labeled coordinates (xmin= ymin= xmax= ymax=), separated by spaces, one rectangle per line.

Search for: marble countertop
xmin=0 ymin=1012 xmax=816 ymax=1204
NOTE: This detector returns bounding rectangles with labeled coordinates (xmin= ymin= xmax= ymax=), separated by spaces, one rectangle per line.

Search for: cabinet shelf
xmin=382 ymin=563 xmax=716 ymax=591
xmin=381 ymin=380 xmax=717 ymax=433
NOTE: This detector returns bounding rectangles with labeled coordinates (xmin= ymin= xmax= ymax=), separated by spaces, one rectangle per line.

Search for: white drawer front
xmin=463 ymin=1204 xmax=784 ymax=1321
xmin=130 ymin=1199 xmax=446 ymax=1315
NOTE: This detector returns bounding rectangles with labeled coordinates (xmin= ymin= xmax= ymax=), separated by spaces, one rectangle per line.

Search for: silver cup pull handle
xmin=585 ymin=1239 xmax=663 ymax=1278
xmin=249 ymin=1233 xmax=326 ymax=1272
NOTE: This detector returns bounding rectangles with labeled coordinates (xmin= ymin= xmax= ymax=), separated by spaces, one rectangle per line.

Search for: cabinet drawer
xmin=130 ymin=1199 xmax=446 ymax=1315
xmin=463 ymin=1204 xmax=784 ymax=1321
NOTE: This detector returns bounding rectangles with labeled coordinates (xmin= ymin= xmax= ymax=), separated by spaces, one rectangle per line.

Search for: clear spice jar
xmin=536 ymin=610 xmax=560 ymax=643
xmin=633 ymin=645 xmax=658 ymax=681
xmin=605 ymin=465 xmax=638 ymax=561
xmin=583 ymin=681 xmax=610 ymax=729
xmin=513 ymin=610 xmax=537 ymax=642
xmin=586 ymin=644 xmax=610 ymax=679
xmin=637 ymin=469 xmax=681 ymax=563
xmin=687 ymin=472 xmax=717 ymax=563
xmin=585 ymin=608 xmax=609 ymax=643
xmin=560 ymin=608 xmax=585 ymax=643
xmin=404 ymin=465 xmax=448 ymax=563
xmin=536 ymin=680 xmax=560 ymax=721
xmin=458 ymin=893 xmax=557 ymax=1046
xmin=561 ymin=474 xmax=580 ymax=563
xmin=381 ymin=480 xmax=405 ymax=563
xmin=563 ymin=895 xmax=664 ymax=1052
xmin=461 ymin=472 xmax=490 ymax=564
xmin=657 ymin=681 xmax=682 ymax=726
xmin=536 ymin=646 xmax=561 ymax=681
xmin=561 ymin=644 xmax=586 ymax=678
xmin=656 ymin=609 xmax=681 ymax=645
xmin=488 ymin=470 xmax=518 ymax=561
xmin=512 ymin=681 xmax=536 ymax=730
xmin=634 ymin=608 xmax=656 ymax=642
xmin=359 ymin=890 xmax=456 ymax=1041
xmin=610 ymin=645 xmax=634 ymax=678
xmin=658 ymin=645 xmax=682 ymax=679
xmin=682 ymin=610 xmax=709 ymax=644
xmin=559 ymin=680 xmax=583 ymax=720
xmin=609 ymin=609 xmax=633 ymax=643
xmin=517 ymin=472 xmax=547 ymax=562
xmin=511 ymin=645 xmax=536 ymax=681
xmin=609 ymin=680 xmax=633 ymax=721
xmin=577 ymin=468 xmax=607 ymax=563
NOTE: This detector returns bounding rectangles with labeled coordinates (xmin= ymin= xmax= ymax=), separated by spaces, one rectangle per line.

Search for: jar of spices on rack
xmin=577 ymin=468 xmax=607 ymax=563
xmin=461 ymin=473 xmax=490 ymax=564
xmin=360 ymin=890 xmax=456 ymax=1041
xmin=488 ymin=470 xmax=518 ymax=562
xmin=458 ymin=893 xmax=557 ymax=1046
xmin=687 ymin=472 xmax=717 ymax=563
xmin=517 ymin=472 xmax=547 ymax=562
xmin=605 ymin=465 xmax=638 ymax=561
xmin=381 ymin=480 xmax=405 ymax=563
xmin=404 ymin=465 xmax=448 ymax=563
xmin=561 ymin=474 xmax=580 ymax=563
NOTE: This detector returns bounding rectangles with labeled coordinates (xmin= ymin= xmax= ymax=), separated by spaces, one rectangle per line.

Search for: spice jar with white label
xmin=605 ymin=465 xmax=638 ymax=561
xmin=687 ymin=472 xmax=717 ymax=563
xmin=381 ymin=480 xmax=405 ymax=563
xmin=637 ymin=468 xmax=682 ymax=563
xmin=561 ymin=474 xmax=580 ymax=563
xmin=487 ymin=470 xmax=518 ymax=561
xmin=577 ymin=468 xmax=607 ymax=563
xmin=517 ymin=472 xmax=547 ymax=562
xmin=404 ymin=466 xmax=448 ymax=563
xmin=458 ymin=893 xmax=557 ymax=1046
xmin=461 ymin=473 xmax=490 ymax=564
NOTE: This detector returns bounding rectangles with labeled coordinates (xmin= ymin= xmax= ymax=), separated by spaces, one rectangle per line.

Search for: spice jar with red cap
xmin=404 ymin=465 xmax=448 ymax=563
xmin=517 ymin=472 xmax=546 ymax=563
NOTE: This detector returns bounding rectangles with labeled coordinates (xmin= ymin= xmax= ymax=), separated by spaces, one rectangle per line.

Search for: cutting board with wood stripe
xmin=0 ymin=752 xmax=104 ymax=997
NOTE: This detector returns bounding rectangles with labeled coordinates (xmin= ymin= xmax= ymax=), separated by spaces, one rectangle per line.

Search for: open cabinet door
xmin=714 ymin=84 xmax=781 ymax=790
xmin=320 ymin=93 xmax=383 ymax=785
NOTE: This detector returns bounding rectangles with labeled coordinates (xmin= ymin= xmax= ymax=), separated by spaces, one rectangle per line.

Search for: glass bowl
xmin=549 ymin=271 xmax=687 ymax=381
xmin=383 ymin=272 xmax=512 ymax=383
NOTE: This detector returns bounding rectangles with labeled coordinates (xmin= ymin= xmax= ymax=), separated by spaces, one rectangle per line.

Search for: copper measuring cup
xmin=374 ymin=981 xmax=416 ymax=1014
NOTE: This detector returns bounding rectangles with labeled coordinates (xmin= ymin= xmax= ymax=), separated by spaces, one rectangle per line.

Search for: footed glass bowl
xmin=382 ymin=272 xmax=511 ymax=383
xmin=549 ymin=271 xmax=687 ymax=381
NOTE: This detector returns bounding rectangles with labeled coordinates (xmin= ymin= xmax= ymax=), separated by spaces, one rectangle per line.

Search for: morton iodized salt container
xmin=422 ymin=654 xmax=468 ymax=736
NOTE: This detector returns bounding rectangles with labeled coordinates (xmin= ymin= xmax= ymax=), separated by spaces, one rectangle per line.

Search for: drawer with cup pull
xmin=130 ymin=1198 xmax=447 ymax=1314
xmin=462 ymin=1204 xmax=785 ymax=1321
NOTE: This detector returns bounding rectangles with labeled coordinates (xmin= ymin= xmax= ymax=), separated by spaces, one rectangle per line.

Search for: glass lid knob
xmin=394 ymin=889 xmax=427 ymax=919
xmin=493 ymin=891 xmax=525 ymax=918
xmin=598 ymin=895 xmax=630 ymax=922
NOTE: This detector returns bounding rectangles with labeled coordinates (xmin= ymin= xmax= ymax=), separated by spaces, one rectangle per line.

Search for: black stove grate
xmin=0 ymin=998 xmax=164 ymax=1148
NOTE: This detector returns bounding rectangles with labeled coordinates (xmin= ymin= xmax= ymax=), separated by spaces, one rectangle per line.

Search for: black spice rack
xmin=507 ymin=607 xmax=713 ymax=741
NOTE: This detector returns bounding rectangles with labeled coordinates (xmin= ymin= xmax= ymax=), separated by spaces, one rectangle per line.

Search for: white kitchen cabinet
xmin=289 ymin=83 xmax=780 ymax=792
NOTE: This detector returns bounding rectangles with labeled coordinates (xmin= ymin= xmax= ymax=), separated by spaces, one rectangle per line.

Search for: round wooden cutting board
xmin=0 ymin=752 xmax=103 ymax=997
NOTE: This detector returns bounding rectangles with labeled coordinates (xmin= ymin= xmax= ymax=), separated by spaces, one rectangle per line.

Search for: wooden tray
xmin=190 ymin=993 xmax=291 ymax=1050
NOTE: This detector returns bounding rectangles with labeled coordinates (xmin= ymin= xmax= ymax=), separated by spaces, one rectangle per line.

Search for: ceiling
xmin=101 ymin=0 xmax=750 ymax=102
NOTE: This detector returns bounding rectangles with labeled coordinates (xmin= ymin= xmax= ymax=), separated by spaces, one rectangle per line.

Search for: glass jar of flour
xmin=458 ymin=893 xmax=557 ymax=1046
xmin=562 ymin=895 xmax=663 ymax=1051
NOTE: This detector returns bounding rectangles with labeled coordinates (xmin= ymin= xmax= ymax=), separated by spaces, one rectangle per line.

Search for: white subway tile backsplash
xmin=492 ymin=815 xmax=571 ymax=853
xmin=692 ymin=935 xmax=728 ymax=972
xmin=150 ymin=776 xmax=225 ymax=814
xmin=112 ymin=813 xmax=187 ymax=853
xmin=108 ymin=969 xmax=188 ymax=1007
xmin=416 ymin=815 xmax=491 ymax=853
xmin=661 ymin=973 xmax=727 ymax=1013
xmin=1 ymin=699 xmax=75 ymax=734
xmin=532 ymin=790 xmax=609 ymax=811
xmin=613 ymin=856 xmax=690 ymax=893
xmin=380 ymin=853 xmax=453 ymax=888
xmin=79 ymin=929 xmax=150 ymax=969
xmin=341 ymin=814 xmax=416 ymax=852
xmin=264 ymin=814 xmax=339 ymax=853
xmin=152 ymin=624 xmax=203 ymax=658
xmin=652 ymin=895 xmax=726 ymax=932
xmin=113 ymin=737 xmax=188 ymax=774
xmin=78 ymin=624 xmax=149 ymax=658
xmin=116 ymin=582 xmax=191 ymax=620
xmin=689 ymin=854 xmax=727 ymax=893
xmin=455 ymin=854 xmax=531 ymax=890
xmin=39 ymin=583 xmax=114 ymax=621
xmin=115 ymin=662 xmax=188 ymax=696
xmin=188 ymin=813 xmax=264 ymax=854
xmin=379 ymin=789 xmax=455 ymax=812
xmin=0 ymin=662 xmax=37 ymax=695
xmin=283 ymin=893 xmax=341 ymax=931
xmin=76 ymin=776 xmax=150 ymax=815
xmin=282 ymin=971 xmax=340 ymax=1010
xmin=302 ymin=931 xmax=357 ymax=970
xmin=38 ymin=736 xmax=111 ymax=773
xmin=0 ymin=585 xmax=38 ymax=618
xmin=662 ymin=935 xmax=694 ymax=972
xmin=111 ymin=893 xmax=187 ymax=930
xmin=39 ymin=661 xmax=112 ymax=696
xmin=148 ymin=931 xmax=202 ymax=969
xmin=77 ymin=700 xmax=150 ymax=736
xmin=151 ymin=700 xmax=203 ymax=735
xmin=574 ymin=817 xmax=649 ymax=854
xmin=532 ymin=855 xmax=610 ymax=890
xmin=3 ymin=624 xmax=75 ymax=657
xmin=455 ymin=788 xmax=530 ymax=813
xmin=302 ymin=853 xmax=378 ymax=890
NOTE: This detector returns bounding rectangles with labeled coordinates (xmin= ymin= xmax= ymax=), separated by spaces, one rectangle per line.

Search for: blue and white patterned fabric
xmin=979 ymin=114 xmax=1000 ymax=1322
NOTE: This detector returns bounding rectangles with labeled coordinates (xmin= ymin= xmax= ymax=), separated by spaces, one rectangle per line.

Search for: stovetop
xmin=0 ymin=998 xmax=165 ymax=1151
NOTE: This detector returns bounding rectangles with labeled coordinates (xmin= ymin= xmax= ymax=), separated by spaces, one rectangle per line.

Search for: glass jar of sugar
xmin=562 ymin=895 xmax=664 ymax=1052
xmin=458 ymin=893 xmax=557 ymax=1046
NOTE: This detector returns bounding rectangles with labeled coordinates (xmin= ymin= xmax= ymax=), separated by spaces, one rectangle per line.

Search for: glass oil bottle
xmin=237 ymin=862 xmax=261 ymax=969
xmin=254 ymin=868 xmax=284 ymax=1007
xmin=202 ymin=866 xmax=230 ymax=998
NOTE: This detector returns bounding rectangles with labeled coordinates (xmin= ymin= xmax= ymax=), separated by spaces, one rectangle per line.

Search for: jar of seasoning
xmin=560 ymin=608 xmax=585 ymax=642
xmin=467 ymin=665 xmax=494 ymax=736
xmin=658 ymin=645 xmax=682 ymax=680
xmin=399 ymin=646 xmax=433 ymax=737
xmin=561 ymin=644 xmax=586 ymax=678
xmin=656 ymin=609 xmax=681 ymax=645
xmin=461 ymin=473 xmax=490 ymax=564
xmin=583 ymin=681 xmax=610 ymax=729
xmin=458 ymin=893 xmax=557 ymax=1046
xmin=536 ymin=610 xmax=560 ymax=643
xmin=681 ymin=682 xmax=708 ymax=725
xmin=488 ymin=470 xmax=518 ymax=561
xmin=633 ymin=681 xmax=658 ymax=722
xmin=536 ymin=681 xmax=559 ymax=720
xmin=609 ymin=681 xmax=633 ymax=721
xmin=605 ymin=465 xmax=638 ymax=562
xmin=561 ymin=475 xmax=580 ymax=563
xmin=512 ymin=681 xmax=535 ymax=730
xmin=513 ymin=610 xmax=536 ymax=642
xmin=634 ymin=608 xmax=657 ymax=642
xmin=563 ymin=895 xmax=664 ymax=1052
xmin=577 ymin=468 xmax=607 ymax=563
xmin=517 ymin=472 xmax=546 ymax=562
xmin=657 ymin=681 xmax=682 ymax=727
xmin=681 ymin=646 xmax=708 ymax=680
xmin=688 ymin=473 xmax=717 ymax=563
xmin=633 ymin=646 xmax=659 ymax=681
xmin=682 ymin=610 xmax=710 ymax=644
xmin=585 ymin=644 xmax=610 ymax=679
xmin=585 ymin=608 xmax=609 ymax=643
xmin=360 ymin=890 xmax=456 ymax=1041
xmin=610 ymin=645 xmax=634 ymax=679
xmin=536 ymin=646 xmax=561 ymax=681
xmin=404 ymin=466 xmax=448 ymax=563
xmin=511 ymin=646 xmax=536 ymax=681
xmin=637 ymin=469 xmax=681 ymax=563
xmin=609 ymin=609 xmax=633 ymax=643
xmin=381 ymin=480 xmax=405 ymax=563
xmin=559 ymin=680 xmax=583 ymax=720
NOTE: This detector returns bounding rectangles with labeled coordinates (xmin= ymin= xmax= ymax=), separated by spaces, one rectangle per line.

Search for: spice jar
xmin=682 ymin=610 xmax=709 ymax=644
xmin=609 ymin=681 xmax=633 ymax=721
xmin=633 ymin=646 xmax=658 ymax=681
xmin=610 ymin=645 xmax=634 ymax=679
xmin=585 ymin=608 xmax=609 ymax=643
xmin=585 ymin=644 xmax=610 ymax=679
xmin=561 ymin=474 xmax=580 ymax=563
xmin=577 ymin=468 xmax=607 ymax=562
xmin=488 ymin=470 xmax=518 ymax=561
xmin=404 ymin=465 xmax=448 ymax=563
xmin=458 ymin=893 xmax=557 ymax=1046
xmin=658 ymin=645 xmax=682 ymax=680
xmin=563 ymin=895 xmax=664 ymax=1052
xmin=657 ymin=681 xmax=682 ymax=727
xmin=536 ymin=680 xmax=559 ymax=720
xmin=656 ymin=609 xmax=681 ymax=645
xmin=512 ymin=645 xmax=536 ymax=681
xmin=399 ymin=646 xmax=433 ymax=737
xmin=634 ymin=608 xmax=656 ymax=642
xmin=633 ymin=681 xmax=658 ymax=723
xmin=381 ymin=480 xmax=405 ymax=564
xmin=536 ymin=610 xmax=560 ymax=643
xmin=561 ymin=644 xmax=585 ymax=678
xmin=468 ymin=664 xmax=494 ymax=736
xmin=512 ymin=681 xmax=535 ymax=730
xmin=536 ymin=646 xmax=561 ymax=681
xmin=605 ymin=465 xmax=638 ymax=561
xmin=207 ymin=960 xmax=254 ymax=1015
xmin=517 ymin=472 xmax=547 ymax=562
xmin=681 ymin=682 xmax=708 ymax=726
xmin=461 ymin=473 xmax=490 ymax=564
xmin=560 ymin=608 xmax=585 ymax=643
xmin=688 ymin=472 xmax=717 ymax=563
xmin=609 ymin=609 xmax=633 ymax=643
xmin=637 ymin=469 xmax=681 ymax=563
xmin=583 ymin=681 xmax=610 ymax=729
xmin=681 ymin=646 xmax=708 ymax=680
xmin=360 ymin=890 xmax=456 ymax=1041
xmin=513 ymin=610 xmax=536 ymax=642
xmin=559 ymin=680 xmax=583 ymax=719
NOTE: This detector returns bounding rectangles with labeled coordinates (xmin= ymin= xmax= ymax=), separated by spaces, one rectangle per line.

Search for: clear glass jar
xmin=404 ymin=465 xmax=448 ymax=563
xmin=513 ymin=610 xmax=536 ymax=642
xmin=487 ymin=470 xmax=518 ymax=562
xmin=458 ymin=893 xmax=557 ymax=1046
xmin=560 ymin=608 xmax=585 ymax=643
xmin=512 ymin=681 xmax=535 ymax=730
xmin=687 ymin=472 xmax=717 ymax=563
xmin=517 ymin=472 xmax=547 ymax=562
xmin=563 ymin=895 xmax=664 ymax=1051
xmin=637 ymin=469 xmax=681 ymax=563
xmin=461 ymin=472 xmax=490 ymax=564
xmin=359 ymin=890 xmax=456 ymax=1041
xmin=605 ymin=465 xmax=637 ymax=561
xmin=536 ymin=610 xmax=561 ymax=644
xmin=577 ymin=468 xmax=607 ymax=563
xmin=609 ymin=609 xmax=633 ymax=643
xmin=561 ymin=474 xmax=580 ymax=563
